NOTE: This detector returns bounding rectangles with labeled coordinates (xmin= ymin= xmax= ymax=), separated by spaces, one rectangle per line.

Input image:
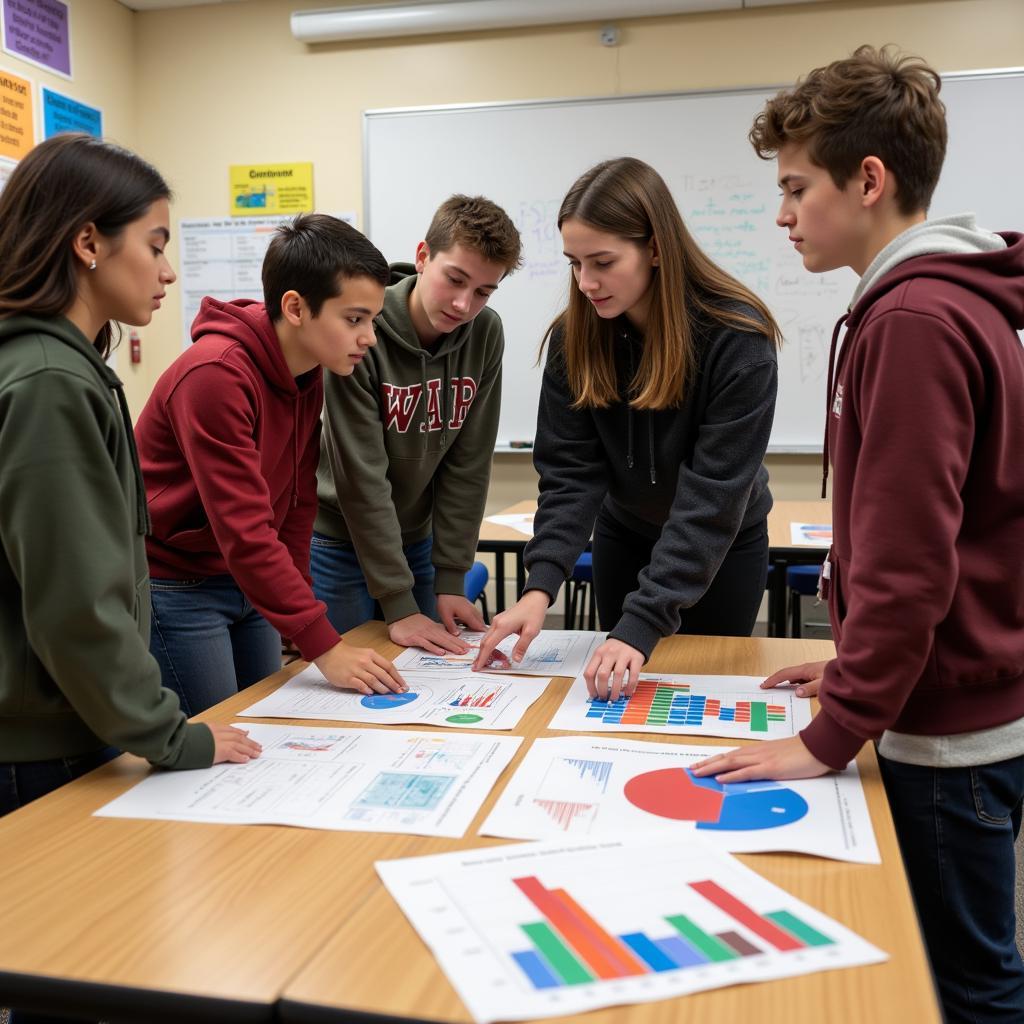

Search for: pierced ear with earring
xmin=89 ymin=259 xmax=96 ymax=271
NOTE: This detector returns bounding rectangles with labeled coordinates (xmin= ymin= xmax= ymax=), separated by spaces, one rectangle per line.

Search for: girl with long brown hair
xmin=475 ymin=157 xmax=781 ymax=696
xmin=0 ymin=135 xmax=260 ymax=831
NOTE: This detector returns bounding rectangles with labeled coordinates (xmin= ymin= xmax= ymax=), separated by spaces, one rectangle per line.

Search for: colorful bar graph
xmin=519 ymin=922 xmax=593 ymax=984
xmin=584 ymin=682 xmax=788 ymax=734
xmin=689 ymin=880 xmax=804 ymax=951
xmin=665 ymin=914 xmax=738 ymax=962
xmin=618 ymin=932 xmax=679 ymax=972
xmin=765 ymin=910 xmax=834 ymax=947
xmin=513 ymin=876 xmax=646 ymax=979
xmin=653 ymin=935 xmax=708 ymax=968
xmin=717 ymin=930 xmax=761 ymax=957
xmin=511 ymin=950 xmax=560 ymax=988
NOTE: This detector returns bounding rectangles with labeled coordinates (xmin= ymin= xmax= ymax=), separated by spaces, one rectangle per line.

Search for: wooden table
xmin=480 ymin=499 xmax=833 ymax=636
xmin=0 ymin=625 xmax=934 ymax=1024
xmin=278 ymin=627 xmax=938 ymax=1024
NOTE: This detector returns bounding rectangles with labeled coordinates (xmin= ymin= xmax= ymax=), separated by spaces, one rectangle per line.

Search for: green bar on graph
xmin=520 ymin=922 xmax=594 ymax=984
xmin=665 ymin=915 xmax=738 ymax=961
xmin=750 ymin=702 xmax=768 ymax=732
xmin=764 ymin=910 xmax=834 ymax=947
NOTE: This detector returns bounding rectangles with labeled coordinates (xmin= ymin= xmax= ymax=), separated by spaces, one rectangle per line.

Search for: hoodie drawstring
xmin=647 ymin=416 xmax=657 ymax=485
xmin=419 ymin=352 xmax=429 ymax=455
xmin=114 ymin=382 xmax=151 ymax=536
xmin=441 ymin=352 xmax=451 ymax=451
xmin=821 ymin=313 xmax=849 ymax=499
xmin=626 ymin=406 xmax=635 ymax=470
xmin=292 ymin=401 xmax=300 ymax=508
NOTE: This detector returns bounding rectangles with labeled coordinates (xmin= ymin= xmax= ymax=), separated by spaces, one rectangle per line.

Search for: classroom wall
xmin=129 ymin=0 xmax=1024 ymax=506
xmin=1 ymin=0 xmax=137 ymax=361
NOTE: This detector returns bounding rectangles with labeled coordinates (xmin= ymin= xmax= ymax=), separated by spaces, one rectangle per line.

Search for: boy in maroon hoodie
xmin=137 ymin=214 xmax=406 ymax=715
xmin=694 ymin=46 xmax=1024 ymax=1021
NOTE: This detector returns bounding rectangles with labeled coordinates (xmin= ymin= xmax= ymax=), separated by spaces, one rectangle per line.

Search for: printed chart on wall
xmin=240 ymin=663 xmax=549 ymax=731
xmin=394 ymin=628 xmax=605 ymax=678
xmin=480 ymin=736 xmax=878 ymax=863
xmin=377 ymin=834 xmax=886 ymax=1023
xmin=549 ymin=672 xmax=812 ymax=740
xmin=95 ymin=725 xmax=520 ymax=837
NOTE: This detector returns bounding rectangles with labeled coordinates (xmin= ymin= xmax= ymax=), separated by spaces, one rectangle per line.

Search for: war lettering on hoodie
xmin=381 ymin=377 xmax=478 ymax=433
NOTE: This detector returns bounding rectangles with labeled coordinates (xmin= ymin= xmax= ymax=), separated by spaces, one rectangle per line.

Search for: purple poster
xmin=2 ymin=0 xmax=70 ymax=79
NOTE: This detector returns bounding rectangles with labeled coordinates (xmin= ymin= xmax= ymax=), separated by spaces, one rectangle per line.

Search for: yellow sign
xmin=0 ymin=67 xmax=34 ymax=162
xmin=229 ymin=162 xmax=314 ymax=216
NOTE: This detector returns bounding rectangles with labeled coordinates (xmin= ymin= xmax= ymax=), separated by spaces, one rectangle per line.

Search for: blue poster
xmin=41 ymin=87 xmax=101 ymax=139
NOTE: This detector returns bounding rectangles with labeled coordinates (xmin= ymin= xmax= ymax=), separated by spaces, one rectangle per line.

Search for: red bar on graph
xmin=512 ymin=876 xmax=645 ymax=978
xmin=689 ymin=880 xmax=804 ymax=951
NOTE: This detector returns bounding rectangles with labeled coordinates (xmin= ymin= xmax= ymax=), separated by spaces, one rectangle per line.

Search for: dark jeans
xmin=310 ymin=532 xmax=437 ymax=634
xmin=2 ymin=750 xmax=116 ymax=1024
xmin=879 ymin=753 xmax=1024 ymax=1023
xmin=591 ymin=506 xmax=768 ymax=638
xmin=149 ymin=574 xmax=281 ymax=717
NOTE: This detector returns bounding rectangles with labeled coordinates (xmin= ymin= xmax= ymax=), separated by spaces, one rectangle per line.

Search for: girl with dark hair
xmin=475 ymin=157 xmax=781 ymax=697
xmin=0 ymin=134 xmax=261 ymax=820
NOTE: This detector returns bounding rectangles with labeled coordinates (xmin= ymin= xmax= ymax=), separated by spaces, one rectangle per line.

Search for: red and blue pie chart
xmin=622 ymin=767 xmax=808 ymax=831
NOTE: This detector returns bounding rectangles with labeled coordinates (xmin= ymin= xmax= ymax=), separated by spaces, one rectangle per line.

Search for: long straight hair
xmin=546 ymin=157 xmax=781 ymax=410
xmin=0 ymin=133 xmax=171 ymax=357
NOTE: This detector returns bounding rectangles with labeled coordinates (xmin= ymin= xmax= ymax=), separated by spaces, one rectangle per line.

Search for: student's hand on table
xmin=315 ymin=640 xmax=408 ymax=694
xmin=209 ymin=724 xmax=263 ymax=764
xmin=471 ymin=590 xmax=549 ymax=671
xmin=583 ymin=638 xmax=644 ymax=702
xmin=388 ymin=613 xmax=471 ymax=655
xmin=690 ymin=736 xmax=832 ymax=783
xmin=437 ymin=594 xmax=487 ymax=633
xmin=761 ymin=659 xmax=829 ymax=698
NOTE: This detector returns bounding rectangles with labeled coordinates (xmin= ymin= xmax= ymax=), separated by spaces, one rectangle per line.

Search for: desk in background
xmin=479 ymin=499 xmax=832 ymax=636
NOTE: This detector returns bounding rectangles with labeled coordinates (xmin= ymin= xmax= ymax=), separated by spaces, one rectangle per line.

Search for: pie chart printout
xmin=623 ymin=768 xmax=809 ymax=831
xmin=361 ymin=691 xmax=421 ymax=710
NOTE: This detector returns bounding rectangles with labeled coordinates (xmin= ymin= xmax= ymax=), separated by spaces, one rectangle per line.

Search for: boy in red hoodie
xmin=694 ymin=46 xmax=1024 ymax=1021
xmin=137 ymin=214 xmax=406 ymax=715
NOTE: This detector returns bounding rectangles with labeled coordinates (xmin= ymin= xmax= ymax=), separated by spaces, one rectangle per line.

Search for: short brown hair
xmin=749 ymin=44 xmax=947 ymax=215
xmin=262 ymin=214 xmax=388 ymax=322
xmin=424 ymin=194 xmax=522 ymax=275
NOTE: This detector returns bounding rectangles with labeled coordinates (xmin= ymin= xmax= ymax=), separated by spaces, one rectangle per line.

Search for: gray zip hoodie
xmin=315 ymin=264 xmax=503 ymax=622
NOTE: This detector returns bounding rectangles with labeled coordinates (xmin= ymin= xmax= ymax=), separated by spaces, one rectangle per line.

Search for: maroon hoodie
xmin=137 ymin=298 xmax=339 ymax=662
xmin=801 ymin=234 xmax=1024 ymax=770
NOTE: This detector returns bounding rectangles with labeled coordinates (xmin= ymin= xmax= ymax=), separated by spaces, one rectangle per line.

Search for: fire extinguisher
xmin=130 ymin=329 xmax=141 ymax=364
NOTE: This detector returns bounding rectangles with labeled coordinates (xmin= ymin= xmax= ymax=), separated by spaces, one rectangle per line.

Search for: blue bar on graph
xmin=654 ymin=935 xmax=709 ymax=968
xmin=619 ymin=932 xmax=679 ymax=972
xmin=511 ymin=950 xmax=561 ymax=989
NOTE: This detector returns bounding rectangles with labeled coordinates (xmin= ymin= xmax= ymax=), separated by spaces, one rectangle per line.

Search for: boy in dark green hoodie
xmin=313 ymin=195 xmax=522 ymax=654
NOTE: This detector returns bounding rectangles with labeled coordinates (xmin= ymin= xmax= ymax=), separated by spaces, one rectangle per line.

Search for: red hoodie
xmin=801 ymin=233 xmax=1024 ymax=770
xmin=137 ymin=298 xmax=340 ymax=662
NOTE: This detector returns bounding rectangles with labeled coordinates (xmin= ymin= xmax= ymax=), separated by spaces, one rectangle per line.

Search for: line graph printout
xmin=394 ymin=628 xmax=605 ymax=678
xmin=480 ymin=736 xmax=879 ymax=863
xmin=376 ymin=834 xmax=886 ymax=1023
xmin=94 ymin=725 xmax=521 ymax=837
xmin=240 ymin=665 xmax=550 ymax=731
xmin=549 ymin=672 xmax=812 ymax=740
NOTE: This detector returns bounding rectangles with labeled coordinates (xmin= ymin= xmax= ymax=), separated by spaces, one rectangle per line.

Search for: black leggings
xmin=592 ymin=505 xmax=768 ymax=638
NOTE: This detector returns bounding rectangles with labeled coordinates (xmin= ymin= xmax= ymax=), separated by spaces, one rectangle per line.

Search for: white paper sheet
xmin=239 ymin=665 xmax=550 ymax=731
xmin=394 ymin=628 xmax=605 ymax=678
xmin=94 ymin=725 xmax=520 ymax=837
xmin=484 ymin=513 xmax=535 ymax=536
xmin=789 ymin=522 xmax=833 ymax=547
xmin=376 ymin=833 xmax=886 ymax=1023
xmin=548 ymin=672 xmax=813 ymax=740
xmin=479 ymin=735 xmax=879 ymax=863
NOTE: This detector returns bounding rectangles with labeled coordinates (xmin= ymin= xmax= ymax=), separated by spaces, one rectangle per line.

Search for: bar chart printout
xmin=548 ymin=673 xmax=813 ymax=740
xmin=376 ymin=835 xmax=886 ymax=1023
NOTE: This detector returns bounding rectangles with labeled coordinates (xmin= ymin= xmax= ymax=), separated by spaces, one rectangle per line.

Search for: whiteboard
xmin=364 ymin=70 xmax=1024 ymax=452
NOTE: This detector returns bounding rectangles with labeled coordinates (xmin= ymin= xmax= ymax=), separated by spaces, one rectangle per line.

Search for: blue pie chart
xmin=360 ymin=691 xmax=420 ymax=710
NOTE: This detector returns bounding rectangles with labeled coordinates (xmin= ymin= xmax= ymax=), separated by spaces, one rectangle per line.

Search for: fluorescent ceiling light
xmin=291 ymin=0 xmax=749 ymax=44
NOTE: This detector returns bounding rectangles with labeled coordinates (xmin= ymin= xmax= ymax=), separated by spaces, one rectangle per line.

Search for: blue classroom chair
xmin=563 ymin=552 xmax=597 ymax=631
xmin=464 ymin=561 xmax=490 ymax=622
xmin=787 ymin=564 xmax=821 ymax=638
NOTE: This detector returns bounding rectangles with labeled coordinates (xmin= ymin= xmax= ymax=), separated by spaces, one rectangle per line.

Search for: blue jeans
xmin=149 ymin=575 xmax=280 ymax=717
xmin=0 ymin=747 xmax=118 ymax=819
xmin=310 ymin=532 xmax=437 ymax=634
xmin=879 ymin=753 xmax=1024 ymax=1023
